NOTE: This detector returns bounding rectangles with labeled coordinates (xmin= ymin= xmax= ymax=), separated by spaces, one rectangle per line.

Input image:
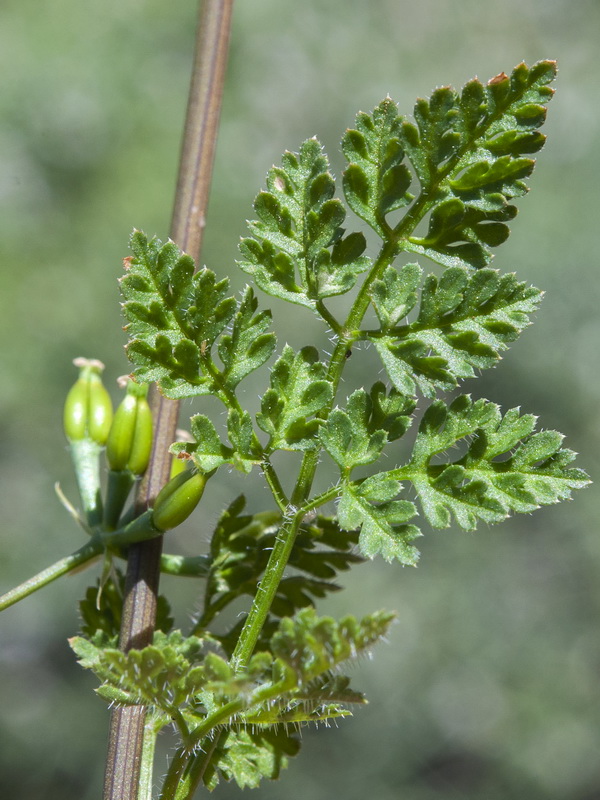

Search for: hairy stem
xmin=171 ymin=735 xmax=222 ymax=800
xmin=103 ymin=2 xmax=235 ymax=799
xmin=228 ymin=239 xmax=405 ymax=672
xmin=160 ymin=677 xmax=291 ymax=797
xmin=139 ymin=717 xmax=161 ymax=800
xmin=231 ymin=509 xmax=304 ymax=669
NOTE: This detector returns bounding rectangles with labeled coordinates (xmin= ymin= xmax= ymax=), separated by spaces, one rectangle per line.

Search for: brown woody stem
xmin=102 ymin=2 xmax=235 ymax=799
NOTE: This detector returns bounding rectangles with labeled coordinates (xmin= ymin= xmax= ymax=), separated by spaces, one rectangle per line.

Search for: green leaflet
xmin=203 ymin=728 xmax=300 ymax=791
xmin=171 ymin=411 xmax=258 ymax=474
xmin=342 ymin=96 xmax=413 ymax=237
xmin=368 ymin=265 xmax=542 ymax=396
xmin=238 ymin=138 xmax=370 ymax=307
xmin=121 ymin=232 xmax=275 ymax=398
xmin=320 ymin=394 xmax=387 ymax=472
xmin=256 ymin=345 xmax=333 ymax=451
xmin=396 ymin=394 xmax=590 ymax=530
xmin=218 ymin=287 xmax=276 ymax=390
xmin=338 ymin=475 xmax=421 ymax=565
xmin=270 ymin=606 xmax=396 ymax=683
xmin=320 ymin=387 xmax=414 ymax=474
xmin=401 ymin=61 xmax=556 ymax=269
xmin=69 ymin=630 xmax=205 ymax=715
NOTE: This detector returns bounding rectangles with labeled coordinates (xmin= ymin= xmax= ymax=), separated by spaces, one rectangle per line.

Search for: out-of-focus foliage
xmin=0 ymin=1 xmax=599 ymax=799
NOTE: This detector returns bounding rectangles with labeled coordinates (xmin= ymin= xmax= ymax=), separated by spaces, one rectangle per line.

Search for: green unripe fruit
xmin=106 ymin=380 xmax=153 ymax=476
xmin=63 ymin=358 xmax=113 ymax=445
xmin=152 ymin=471 xmax=206 ymax=532
xmin=127 ymin=399 xmax=153 ymax=476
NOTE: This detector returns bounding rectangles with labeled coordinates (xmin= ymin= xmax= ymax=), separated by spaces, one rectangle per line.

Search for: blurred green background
xmin=1 ymin=0 xmax=599 ymax=798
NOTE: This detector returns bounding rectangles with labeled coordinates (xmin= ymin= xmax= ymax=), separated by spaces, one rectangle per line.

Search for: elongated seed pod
xmin=127 ymin=395 xmax=153 ymax=476
xmin=106 ymin=380 xmax=153 ymax=476
xmin=152 ymin=471 xmax=206 ymax=532
xmin=63 ymin=358 xmax=113 ymax=445
xmin=63 ymin=378 xmax=88 ymax=441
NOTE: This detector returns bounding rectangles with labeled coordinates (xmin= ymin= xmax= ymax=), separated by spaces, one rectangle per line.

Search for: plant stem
xmin=171 ymin=736 xmax=221 ymax=800
xmin=231 ymin=510 xmax=304 ymax=670
xmin=139 ymin=716 xmax=161 ymax=800
xmin=0 ymin=538 xmax=103 ymax=612
xmin=228 ymin=241 xmax=406 ymax=673
xmin=103 ymin=2 xmax=235 ymax=799
xmin=161 ymin=677 xmax=291 ymax=798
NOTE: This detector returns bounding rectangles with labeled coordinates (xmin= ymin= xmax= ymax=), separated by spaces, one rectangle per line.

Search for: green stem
xmin=0 ymin=537 xmax=103 ymax=612
xmin=0 ymin=513 xmax=169 ymax=613
xmin=104 ymin=470 xmax=136 ymax=531
xmin=157 ymin=553 xmax=211 ymax=577
xmin=159 ymin=700 xmax=243 ymax=800
xmin=228 ymin=231 xmax=410 ymax=674
xmin=231 ymin=509 xmax=304 ymax=671
xmin=139 ymin=716 xmax=161 ymax=800
xmin=262 ymin=459 xmax=289 ymax=511
xmin=171 ymin=735 xmax=222 ymax=800
xmin=316 ymin=299 xmax=342 ymax=333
